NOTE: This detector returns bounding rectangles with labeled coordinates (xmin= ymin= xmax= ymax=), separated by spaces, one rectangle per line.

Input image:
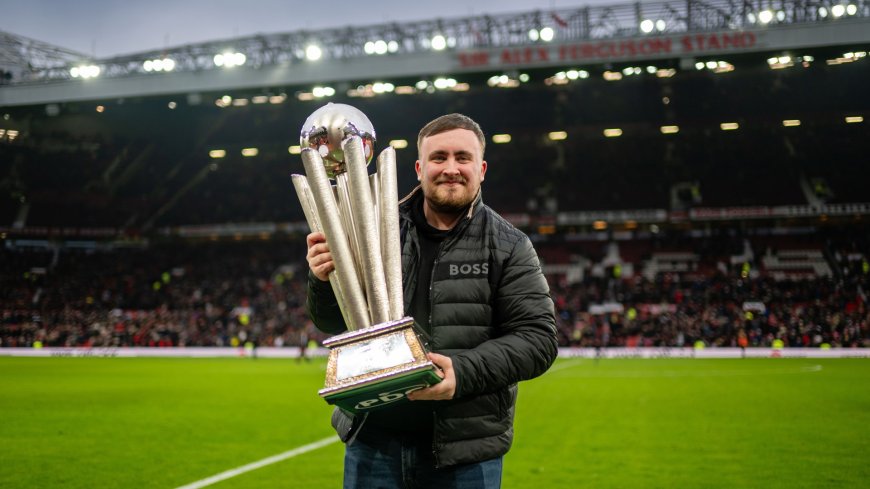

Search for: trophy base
xmin=319 ymin=317 xmax=442 ymax=414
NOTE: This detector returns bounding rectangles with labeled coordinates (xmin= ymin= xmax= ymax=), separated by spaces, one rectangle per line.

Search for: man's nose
xmin=442 ymin=158 xmax=460 ymax=174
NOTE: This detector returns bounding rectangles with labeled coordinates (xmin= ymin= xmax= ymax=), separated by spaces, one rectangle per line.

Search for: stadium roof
xmin=1 ymin=0 xmax=869 ymax=106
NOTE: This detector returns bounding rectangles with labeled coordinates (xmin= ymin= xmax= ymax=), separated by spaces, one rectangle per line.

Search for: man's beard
xmin=424 ymin=178 xmax=475 ymax=213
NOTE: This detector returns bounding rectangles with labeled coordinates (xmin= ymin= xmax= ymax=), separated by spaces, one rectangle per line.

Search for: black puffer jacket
xmin=307 ymin=186 xmax=558 ymax=467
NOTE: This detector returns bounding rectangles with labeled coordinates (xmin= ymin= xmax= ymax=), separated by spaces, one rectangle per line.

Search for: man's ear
xmin=415 ymin=160 xmax=422 ymax=181
xmin=480 ymin=160 xmax=487 ymax=181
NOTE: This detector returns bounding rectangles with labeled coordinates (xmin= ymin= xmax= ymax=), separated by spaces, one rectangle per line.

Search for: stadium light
xmin=846 ymin=4 xmax=857 ymax=15
xmin=388 ymin=40 xmax=399 ymax=53
xmin=312 ymin=86 xmax=336 ymax=98
xmin=371 ymin=82 xmax=394 ymax=94
xmin=603 ymin=128 xmax=623 ymax=138
xmin=431 ymin=35 xmax=447 ymax=51
xmin=389 ymin=139 xmax=408 ymax=149
xmin=845 ymin=116 xmax=863 ymax=123
xmin=70 ymin=64 xmax=100 ymax=79
xmin=209 ymin=150 xmax=226 ymax=158
xmin=288 ymin=145 xmax=301 ymax=154
xmin=528 ymin=29 xmax=540 ymax=41
xmin=660 ymin=125 xmax=680 ymax=134
xmin=364 ymin=40 xmax=389 ymax=55
xmin=492 ymin=134 xmax=512 ymax=143
xmin=144 ymin=58 xmax=175 ymax=72
xmin=819 ymin=7 xmax=829 ymax=18
xmin=433 ymin=77 xmax=456 ymax=89
xmin=782 ymin=119 xmax=801 ymax=127
xmin=305 ymin=45 xmax=322 ymax=61
xmin=539 ymin=27 xmax=555 ymax=42
xmin=720 ymin=122 xmax=739 ymax=131
xmin=488 ymin=75 xmax=519 ymax=88
xmin=655 ymin=19 xmax=666 ymax=31
xmin=640 ymin=19 xmax=655 ymax=33
xmin=214 ymin=52 xmax=245 ymax=68
xmin=548 ymin=131 xmax=568 ymax=141
xmin=241 ymin=148 xmax=258 ymax=157
xmin=758 ymin=9 xmax=774 ymax=24
xmin=831 ymin=4 xmax=846 ymax=17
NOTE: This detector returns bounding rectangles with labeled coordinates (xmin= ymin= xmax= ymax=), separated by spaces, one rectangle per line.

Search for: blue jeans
xmin=343 ymin=434 xmax=503 ymax=489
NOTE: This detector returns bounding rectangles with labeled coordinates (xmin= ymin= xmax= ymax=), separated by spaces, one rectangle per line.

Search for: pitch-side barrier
xmin=0 ymin=346 xmax=868 ymax=358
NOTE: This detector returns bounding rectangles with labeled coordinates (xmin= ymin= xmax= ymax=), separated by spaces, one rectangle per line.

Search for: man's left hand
xmin=407 ymin=353 xmax=456 ymax=401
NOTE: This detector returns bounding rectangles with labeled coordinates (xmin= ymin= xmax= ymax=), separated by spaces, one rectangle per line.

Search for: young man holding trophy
xmin=303 ymin=109 xmax=557 ymax=488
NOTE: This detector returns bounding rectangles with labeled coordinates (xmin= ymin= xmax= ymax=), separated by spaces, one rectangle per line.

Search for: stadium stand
xmin=1 ymin=1 xmax=868 ymax=351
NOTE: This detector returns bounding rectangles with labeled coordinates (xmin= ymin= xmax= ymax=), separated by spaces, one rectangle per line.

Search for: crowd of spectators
xmin=1 ymin=236 xmax=866 ymax=350
xmin=3 ymin=57 xmax=868 ymax=231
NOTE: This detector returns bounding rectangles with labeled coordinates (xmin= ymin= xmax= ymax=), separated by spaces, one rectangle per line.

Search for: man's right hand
xmin=306 ymin=232 xmax=334 ymax=281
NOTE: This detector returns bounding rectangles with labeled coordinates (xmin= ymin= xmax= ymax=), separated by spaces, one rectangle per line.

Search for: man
xmin=306 ymin=113 xmax=557 ymax=488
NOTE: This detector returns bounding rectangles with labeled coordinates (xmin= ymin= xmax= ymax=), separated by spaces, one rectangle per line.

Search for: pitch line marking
xmin=174 ymin=435 xmax=340 ymax=489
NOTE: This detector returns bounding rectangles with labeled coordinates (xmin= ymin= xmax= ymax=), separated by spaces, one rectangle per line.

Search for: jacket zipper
xmin=427 ymin=241 xmax=442 ymax=334
xmin=429 ymin=241 xmax=443 ymax=467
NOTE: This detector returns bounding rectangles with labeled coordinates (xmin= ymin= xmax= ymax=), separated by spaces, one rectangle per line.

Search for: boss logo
xmin=448 ymin=262 xmax=489 ymax=277
xmin=354 ymin=384 xmax=428 ymax=410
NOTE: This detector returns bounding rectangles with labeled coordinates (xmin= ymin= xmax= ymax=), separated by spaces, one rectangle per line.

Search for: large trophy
xmin=292 ymin=103 xmax=441 ymax=414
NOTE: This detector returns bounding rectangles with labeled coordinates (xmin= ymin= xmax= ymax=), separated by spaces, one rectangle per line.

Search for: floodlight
xmin=431 ymin=35 xmax=447 ymax=50
xmin=539 ymin=27 xmax=554 ymax=42
xmin=306 ymin=45 xmax=322 ymax=61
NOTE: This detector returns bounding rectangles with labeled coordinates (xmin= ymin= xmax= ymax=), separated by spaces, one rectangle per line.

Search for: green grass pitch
xmin=1 ymin=357 xmax=868 ymax=488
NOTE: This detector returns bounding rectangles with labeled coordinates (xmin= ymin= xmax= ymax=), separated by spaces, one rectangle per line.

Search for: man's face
xmin=416 ymin=128 xmax=487 ymax=214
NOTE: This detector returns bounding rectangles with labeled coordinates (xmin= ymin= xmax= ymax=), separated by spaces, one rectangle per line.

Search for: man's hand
xmin=407 ymin=353 xmax=456 ymax=401
xmin=306 ymin=232 xmax=334 ymax=281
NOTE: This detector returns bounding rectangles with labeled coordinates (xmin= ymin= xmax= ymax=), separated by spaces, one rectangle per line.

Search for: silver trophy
xmin=292 ymin=103 xmax=441 ymax=414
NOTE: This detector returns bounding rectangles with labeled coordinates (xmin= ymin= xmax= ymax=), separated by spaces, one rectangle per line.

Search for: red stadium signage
xmin=457 ymin=31 xmax=758 ymax=69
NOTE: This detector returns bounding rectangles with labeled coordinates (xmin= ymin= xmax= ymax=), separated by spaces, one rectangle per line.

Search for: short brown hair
xmin=417 ymin=113 xmax=486 ymax=160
